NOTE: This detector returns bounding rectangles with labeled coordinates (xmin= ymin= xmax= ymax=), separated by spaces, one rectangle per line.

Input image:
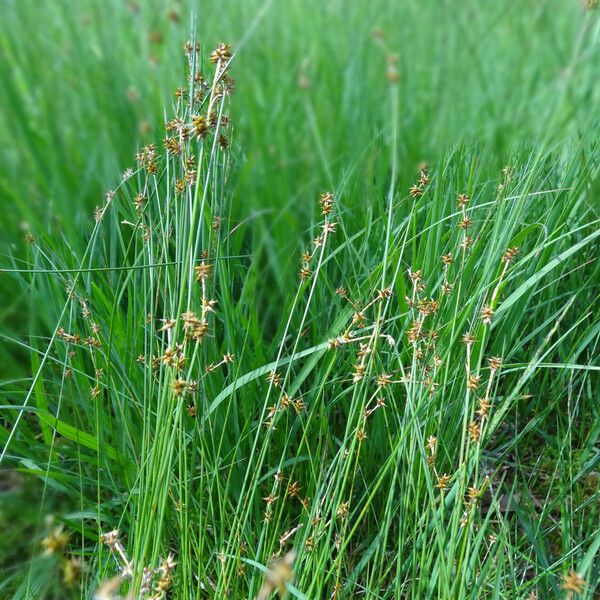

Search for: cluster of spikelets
xmin=39 ymin=522 xmax=84 ymax=588
xmin=38 ymin=36 xmax=592 ymax=599
xmin=117 ymin=41 xmax=234 ymax=596
xmin=244 ymin=165 xmax=529 ymax=596
xmin=56 ymin=40 xmax=236 ymax=413
xmin=202 ymin=162 xmax=589 ymax=597
xmin=39 ymin=40 xmax=237 ymax=598
xmin=230 ymin=159 xmax=585 ymax=597
xmin=96 ymin=530 xmax=176 ymax=599
xmin=127 ymin=40 xmax=234 ymax=414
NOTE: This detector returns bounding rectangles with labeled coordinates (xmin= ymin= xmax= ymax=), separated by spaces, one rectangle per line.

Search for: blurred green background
xmin=1 ymin=0 xmax=598 ymax=241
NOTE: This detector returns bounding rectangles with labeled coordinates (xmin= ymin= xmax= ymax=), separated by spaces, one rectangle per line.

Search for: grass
xmin=0 ymin=1 xmax=599 ymax=598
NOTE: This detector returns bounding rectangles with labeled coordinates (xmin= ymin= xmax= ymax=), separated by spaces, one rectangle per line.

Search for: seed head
xmin=182 ymin=311 xmax=200 ymax=330
xmin=256 ymin=551 xmax=295 ymax=600
xmin=210 ymin=43 xmax=232 ymax=64
xmin=100 ymin=529 xmax=120 ymax=551
xmin=300 ymin=266 xmax=312 ymax=280
xmin=409 ymin=184 xmax=423 ymax=198
xmin=319 ymin=192 xmax=335 ymax=216
xmin=352 ymin=364 xmax=366 ymax=383
xmin=458 ymin=216 xmax=473 ymax=230
xmin=462 ymin=332 xmax=476 ymax=346
xmin=467 ymin=373 xmax=482 ymax=391
xmin=468 ymin=420 xmax=480 ymax=442
xmin=407 ymin=320 xmax=424 ymax=345
xmin=172 ymin=178 xmax=185 ymax=194
xmin=191 ymin=320 xmax=209 ymax=342
xmin=286 ymin=481 xmax=301 ymax=498
xmin=481 ymin=305 xmax=495 ymax=325
xmin=164 ymin=136 xmax=182 ymax=155
xmin=293 ymin=397 xmax=306 ymax=413
xmin=426 ymin=436 xmax=437 ymax=453
xmin=377 ymin=287 xmax=393 ymax=300
xmin=172 ymin=378 xmax=187 ymax=396
xmin=502 ymin=246 xmax=519 ymax=263
xmin=194 ymin=261 xmax=212 ymax=281
xmin=376 ymin=373 xmax=392 ymax=388
xmin=561 ymin=570 xmax=586 ymax=595
xmin=441 ymin=281 xmax=454 ymax=295
xmin=476 ymin=398 xmax=491 ymax=419
xmin=417 ymin=298 xmax=439 ymax=317
xmin=322 ymin=220 xmax=337 ymax=235
xmin=159 ymin=318 xmax=176 ymax=332
xmin=267 ymin=370 xmax=282 ymax=387
xmin=133 ymin=193 xmax=145 ymax=211
xmin=408 ymin=268 xmax=423 ymax=284
xmin=327 ymin=338 xmax=340 ymax=350
xmin=467 ymin=486 xmax=480 ymax=503
xmin=457 ymin=193 xmax=470 ymax=208
xmin=192 ymin=114 xmax=210 ymax=138
xmin=336 ymin=501 xmax=350 ymax=520
xmin=42 ymin=526 xmax=69 ymax=555
xmin=487 ymin=356 xmax=503 ymax=371
xmin=460 ymin=235 xmax=474 ymax=250
xmin=62 ymin=555 xmax=83 ymax=586
xmin=436 ymin=473 xmax=450 ymax=490
xmin=202 ymin=298 xmax=218 ymax=313
xmin=387 ymin=55 xmax=400 ymax=84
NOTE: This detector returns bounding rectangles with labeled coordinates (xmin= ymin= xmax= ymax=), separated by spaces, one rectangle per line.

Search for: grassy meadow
xmin=0 ymin=1 xmax=599 ymax=598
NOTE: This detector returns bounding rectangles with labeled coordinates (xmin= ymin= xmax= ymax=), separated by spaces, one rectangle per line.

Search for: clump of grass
xmin=1 ymin=29 xmax=599 ymax=600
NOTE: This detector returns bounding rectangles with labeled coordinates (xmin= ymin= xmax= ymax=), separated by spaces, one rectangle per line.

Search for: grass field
xmin=0 ymin=1 xmax=599 ymax=598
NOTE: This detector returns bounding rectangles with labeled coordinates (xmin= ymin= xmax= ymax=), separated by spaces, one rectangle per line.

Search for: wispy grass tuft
xmin=1 ymin=4 xmax=599 ymax=600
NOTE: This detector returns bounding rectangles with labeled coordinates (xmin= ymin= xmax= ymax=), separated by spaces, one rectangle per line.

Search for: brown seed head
xmin=336 ymin=501 xmax=350 ymax=520
xmin=194 ymin=261 xmax=212 ymax=281
xmin=481 ymin=305 xmax=495 ymax=325
xmin=460 ymin=235 xmax=474 ymax=250
xmin=267 ymin=370 xmax=282 ymax=387
xmin=41 ymin=526 xmax=70 ymax=556
xmin=458 ymin=216 xmax=473 ymax=230
xmin=487 ymin=356 xmax=503 ymax=371
xmin=457 ymin=193 xmax=470 ymax=207
xmin=467 ymin=486 xmax=480 ymax=502
xmin=210 ymin=43 xmax=232 ymax=64
xmin=191 ymin=114 xmax=210 ymax=138
xmin=467 ymin=373 xmax=482 ymax=391
xmin=319 ymin=192 xmax=335 ymax=215
xmin=476 ymin=398 xmax=491 ymax=419
xmin=172 ymin=378 xmax=187 ymax=397
xmin=502 ymin=246 xmax=519 ymax=263
xmin=436 ymin=473 xmax=450 ymax=490
xmin=441 ymin=253 xmax=454 ymax=266
xmin=468 ymin=420 xmax=480 ymax=442
xmin=409 ymin=184 xmax=423 ymax=198
xmin=426 ymin=435 xmax=437 ymax=453
xmin=561 ymin=570 xmax=586 ymax=594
